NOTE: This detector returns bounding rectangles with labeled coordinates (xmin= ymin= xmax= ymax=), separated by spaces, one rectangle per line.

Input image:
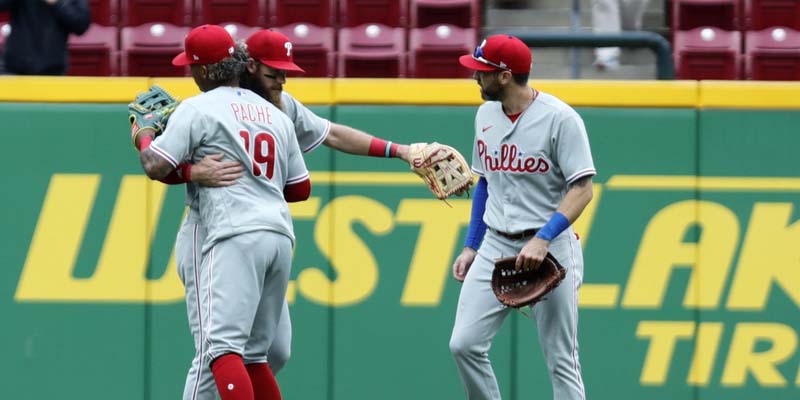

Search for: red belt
xmin=491 ymin=228 xmax=538 ymax=240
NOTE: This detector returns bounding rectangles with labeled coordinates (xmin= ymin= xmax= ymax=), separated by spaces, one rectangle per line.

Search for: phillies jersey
xmin=471 ymin=91 xmax=596 ymax=234
xmin=175 ymin=90 xmax=329 ymax=213
xmin=280 ymin=91 xmax=331 ymax=153
xmin=151 ymin=86 xmax=308 ymax=250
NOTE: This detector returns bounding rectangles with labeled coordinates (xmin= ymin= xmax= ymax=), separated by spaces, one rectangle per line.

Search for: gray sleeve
xmin=285 ymin=122 xmax=310 ymax=185
xmin=149 ymin=103 xmax=203 ymax=168
xmin=553 ymin=113 xmax=596 ymax=183
xmin=283 ymin=92 xmax=330 ymax=153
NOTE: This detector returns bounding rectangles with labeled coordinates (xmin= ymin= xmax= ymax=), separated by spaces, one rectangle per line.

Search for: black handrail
xmin=484 ymin=29 xmax=675 ymax=80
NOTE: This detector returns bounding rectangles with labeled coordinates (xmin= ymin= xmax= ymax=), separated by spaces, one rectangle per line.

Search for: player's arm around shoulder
xmin=324 ymin=123 xmax=411 ymax=163
xmin=140 ymin=139 xmax=176 ymax=180
xmin=140 ymin=101 xmax=203 ymax=181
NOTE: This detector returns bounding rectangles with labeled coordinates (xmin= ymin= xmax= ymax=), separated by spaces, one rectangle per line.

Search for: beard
xmin=240 ymin=72 xmax=267 ymax=98
xmin=480 ymin=85 xmax=503 ymax=101
xmin=239 ymin=72 xmax=285 ymax=111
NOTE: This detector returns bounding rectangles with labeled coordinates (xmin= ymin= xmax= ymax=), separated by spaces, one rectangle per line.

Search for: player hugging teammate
xmin=129 ymin=25 xmax=472 ymax=400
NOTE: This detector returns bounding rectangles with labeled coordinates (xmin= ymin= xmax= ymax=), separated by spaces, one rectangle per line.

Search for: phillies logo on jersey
xmin=477 ymin=140 xmax=550 ymax=173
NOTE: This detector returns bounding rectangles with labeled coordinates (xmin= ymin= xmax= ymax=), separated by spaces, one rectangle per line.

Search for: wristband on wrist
xmin=387 ymin=141 xmax=398 ymax=157
xmin=535 ymin=211 xmax=570 ymax=241
xmin=368 ymin=137 xmax=398 ymax=158
xmin=138 ymin=134 xmax=153 ymax=151
xmin=179 ymin=163 xmax=192 ymax=182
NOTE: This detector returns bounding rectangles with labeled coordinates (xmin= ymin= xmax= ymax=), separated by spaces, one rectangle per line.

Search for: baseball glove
xmin=491 ymin=253 xmax=566 ymax=308
xmin=408 ymin=142 xmax=473 ymax=202
xmin=128 ymin=85 xmax=179 ymax=149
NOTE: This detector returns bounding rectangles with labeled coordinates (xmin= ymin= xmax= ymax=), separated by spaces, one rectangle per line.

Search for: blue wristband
xmin=384 ymin=141 xmax=393 ymax=157
xmin=464 ymin=177 xmax=488 ymax=250
xmin=535 ymin=212 xmax=570 ymax=241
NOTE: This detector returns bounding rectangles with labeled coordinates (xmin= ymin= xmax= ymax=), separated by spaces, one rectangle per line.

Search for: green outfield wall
xmin=1 ymin=79 xmax=799 ymax=400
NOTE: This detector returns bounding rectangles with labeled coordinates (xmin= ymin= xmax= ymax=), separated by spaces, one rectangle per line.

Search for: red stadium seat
xmin=88 ymin=0 xmax=118 ymax=26
xmin=410 ymin=0 xmax=479 ymax=29
xmin=745 ymin=0 xmax=800 ymax=30
xmin=338 ymin=23 xmax=406 ymax=77
xmin=408 ymin=24 xmax=476 ymax=78
xmin=673 ymin=0 xmax=741 ymax=31
xmin=220 ymin=22 xmax=261 ymax=40
xmin=68 ymin=24 xmax=119 ymax=76
xmin=273 ymin=23 xmax=336 ymax=77
xmin=120 ymin=0 xmax=193 ymax=26
xmin=745 ymin=27 xmax=800 ymax=80
xmin=674 ymin=27 xmax=742 ymax=80
xmin=121 ymin=23 xmax=191 ymax=77
xmin=269 ymin=0 xmax=335 ymax=27
xmin=196 ymin=0 xmax=268 ymax=26
xmin=339 ymin=0 xmax=408 ymax=27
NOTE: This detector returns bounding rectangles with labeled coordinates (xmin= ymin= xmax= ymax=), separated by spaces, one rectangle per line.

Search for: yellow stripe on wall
xmin=0 ymin=76 xmax=149 ymax=102
xmin=147 ymin=77 xmax=338 ymax=105
xmin=536 ymin=80 xmax=698 ymax=107
xmin=335 ymin=79 xmax=482 ymax=105
xmin=699 ymin=80 xmax=800 ymax=109
xmin=1 ymin=76 xmax=800 ymax=109
xmin=309 ymin=171 xmax=422 ymax=185
xmin=606 ymin=175 xmax=800 ymax=191
xmin=147 ymin=77 xmax=203 ymax=101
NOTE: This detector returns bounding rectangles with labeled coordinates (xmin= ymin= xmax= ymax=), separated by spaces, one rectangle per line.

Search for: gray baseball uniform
xmin=450 ymin=91 xmax=595 ymax=400
xmin=151 ymin=86 xmax=308 ymax=398
xmin=176 ymin=89 xmax=329 ymax=400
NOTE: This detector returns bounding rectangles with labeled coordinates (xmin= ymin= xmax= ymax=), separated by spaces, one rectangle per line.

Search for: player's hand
xmin=452 ymin=247 xmax=477 ymax=282
xmin=191 ymin=154 xmax=244 ymax=187
xmin=396 ymin=144 xmax=410 ymax=163
xmin=516 ymin=237 xmax=549 ymax=271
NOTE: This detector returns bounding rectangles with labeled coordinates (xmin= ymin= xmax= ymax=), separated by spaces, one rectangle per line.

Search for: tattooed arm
xmin=140 ymin=147 xmax=176 ymax=181
xmin=558 ymin=175 xmax=594 ymax=223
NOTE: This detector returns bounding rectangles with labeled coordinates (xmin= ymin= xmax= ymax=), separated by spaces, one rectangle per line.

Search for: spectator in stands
xmin=591 ymin=0 xmax=650 ymax=70
xmin=0 ymin=0 xmax=90 ymax=75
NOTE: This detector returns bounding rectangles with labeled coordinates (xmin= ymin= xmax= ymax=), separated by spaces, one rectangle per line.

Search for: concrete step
xmin=551 ymin=45 xmax=655 ymax=66
xmin=532 ymin=62 xmax=657 ymax=80
xmin=485 ymin=10 xmax=665 ymax=31
xmin=485 ymin=0 xmax=667 ymax=31
xmin=483 ymin=0 xmax=668 ymax=79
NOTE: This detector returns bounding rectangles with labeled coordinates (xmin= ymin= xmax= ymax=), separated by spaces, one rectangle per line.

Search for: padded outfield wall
xmin=1 ymin=77 xmax=799 ymax=400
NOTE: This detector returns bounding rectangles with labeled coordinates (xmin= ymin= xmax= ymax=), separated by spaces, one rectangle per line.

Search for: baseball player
xmin=178 ymin=29 xmax=417 ymax=400
xmin=137 ymin=24 xmax=311 ymax=400
xmin=450 ymin=35 xmax=595 ymax=400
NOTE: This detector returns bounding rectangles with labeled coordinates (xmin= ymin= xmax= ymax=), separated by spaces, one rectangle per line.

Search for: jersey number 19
xmin=239 ymin=130 xmax=276 ymax=179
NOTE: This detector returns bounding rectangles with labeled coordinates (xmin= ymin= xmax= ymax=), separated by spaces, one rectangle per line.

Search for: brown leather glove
xmin=491 ymin=253 xmax=566 ymax=308
xmin=408 ymin=142 xmax=473 ymax=201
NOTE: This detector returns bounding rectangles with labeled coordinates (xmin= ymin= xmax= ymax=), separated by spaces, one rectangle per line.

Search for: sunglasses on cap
xmin=473 ymin=46 xmax=511 ymax=72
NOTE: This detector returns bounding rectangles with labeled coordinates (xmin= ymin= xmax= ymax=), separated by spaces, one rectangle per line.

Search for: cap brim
xmin=458 ymin=55 xmax=499 ymax=71
xmin=172 ymin=52 xmax=192 ymax=66
xmin=259 ymin=59 xmax=305 ymax=73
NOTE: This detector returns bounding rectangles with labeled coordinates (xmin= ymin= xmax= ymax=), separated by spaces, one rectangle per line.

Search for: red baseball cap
xmin=246 ymin=30 xmax=305 ymax=73
xmin=459 ymin=35 xmax=532 ymax=73
xmin=172 ymin=24 xmax=235 ymax=66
